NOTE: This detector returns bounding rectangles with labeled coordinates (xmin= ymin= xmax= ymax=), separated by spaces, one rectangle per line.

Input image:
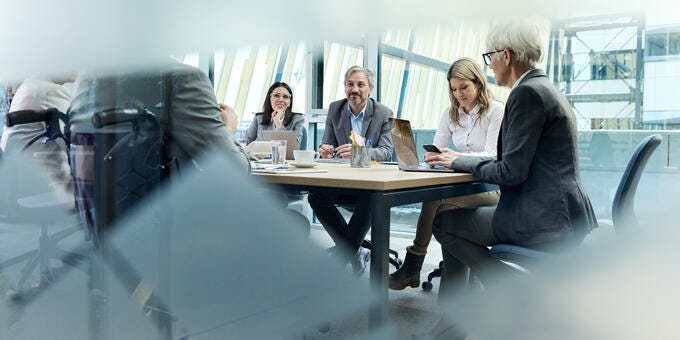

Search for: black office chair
xmin=490 ymin=134 xmax=662 ymax=267
xmin=332 ymin=205 xmax=402 ymax=270
xmin=609 ymin=134 xmax=663 ymax=230
xmin=0 ymin=108 xmax=86 ymax=291
xmin=300 ymin=125 xmax=307 ymax=151
xmin=71 ymin=107 xmax=189 ymax=338
xmin=422 ymin=134 xmax=663 ymax=291
xmin=2 ymin=106 xmax=187 ymax=339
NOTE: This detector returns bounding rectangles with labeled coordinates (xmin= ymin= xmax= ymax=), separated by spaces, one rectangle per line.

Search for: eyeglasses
xmin=482 ymin=49 xmax=509 ymax=66
xmin=270 ymin=93 xmax=291 ymax=100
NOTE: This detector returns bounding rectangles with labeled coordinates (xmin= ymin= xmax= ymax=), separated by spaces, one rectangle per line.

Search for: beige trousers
xmin=411 ymin=191 xmax=500 ymax=254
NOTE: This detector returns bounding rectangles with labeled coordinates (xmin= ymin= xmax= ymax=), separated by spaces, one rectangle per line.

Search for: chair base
xmin=360 ymin=239 xmax=402 ymax=269
xmin=0 ymin=223 xmax=87 ymax=292
xmin=422 ymin=260 xmax=443 ymax=291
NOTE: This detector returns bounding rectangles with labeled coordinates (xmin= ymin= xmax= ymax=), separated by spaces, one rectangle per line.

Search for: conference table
xmin=252 ymin=162 xmax=498 ymax=332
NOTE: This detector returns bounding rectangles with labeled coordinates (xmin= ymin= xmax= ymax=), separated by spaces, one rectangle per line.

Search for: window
xmin=323 ymin=41 xmax=363 ymax=107
xmin=399 ymin=64 xmax=448 ymax=128
xmin=213 ymin=42 xmax=307 ymax=125
xmin=379 ymin=55 xmax=405 ymax=116
xmin=646 ymin=30 xmax=680 ymax=57
xmin=381 ymin=23 xmax=510 ymax=128
xmin=589 ymin=50 xmax=637 ymax=80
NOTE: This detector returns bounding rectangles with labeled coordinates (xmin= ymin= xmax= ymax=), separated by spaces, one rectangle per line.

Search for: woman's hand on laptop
xmin=425 ymin=148 xmax=464 ymax=168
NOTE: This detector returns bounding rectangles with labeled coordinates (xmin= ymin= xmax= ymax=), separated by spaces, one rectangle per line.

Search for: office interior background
xmin=4 ymin=12 xmax=679 ymax=223
xmin=2 ymin=0 xmax=680 ymax=338
xmin=178 ymin=11 xmax=680 ymax=225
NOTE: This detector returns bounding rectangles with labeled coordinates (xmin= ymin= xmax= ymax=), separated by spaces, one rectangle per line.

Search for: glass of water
xmin=271 ymin=140 xmax=287 ymax=164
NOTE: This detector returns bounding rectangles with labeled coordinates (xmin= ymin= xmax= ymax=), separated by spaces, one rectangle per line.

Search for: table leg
xmin=368 ymin=192 xmax=390 ymax=332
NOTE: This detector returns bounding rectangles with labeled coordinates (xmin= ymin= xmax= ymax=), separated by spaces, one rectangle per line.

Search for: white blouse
xmin=431 ymin=100 xmax=504 ymax=157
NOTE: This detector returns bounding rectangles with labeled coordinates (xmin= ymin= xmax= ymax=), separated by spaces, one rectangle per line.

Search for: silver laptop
xmin=390 ymin=118 xmax=455 ymax=173
xmin=261 ymin=130 xmax=300 ymax=160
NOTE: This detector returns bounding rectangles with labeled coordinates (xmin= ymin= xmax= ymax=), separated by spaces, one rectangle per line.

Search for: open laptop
xmin=390 ymin=118 xmax=455 ymax=173
xmin=261 ymin=130 xmax=300 ymax=160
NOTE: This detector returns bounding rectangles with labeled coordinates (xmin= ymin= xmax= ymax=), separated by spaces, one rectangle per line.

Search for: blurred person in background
xmin=0 ymin=82 xmax=20 ymax=140
xmin=219 ymin=102 xmax=239 ymax=134
xmin=68 ymin=60 xmax=250 ymax=234
xmin=0 ymin=76 xmax=75 ymax=197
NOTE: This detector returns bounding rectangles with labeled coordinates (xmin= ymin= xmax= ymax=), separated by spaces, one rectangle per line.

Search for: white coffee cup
xmin=293 ymin=150 xmax=320 ymax=164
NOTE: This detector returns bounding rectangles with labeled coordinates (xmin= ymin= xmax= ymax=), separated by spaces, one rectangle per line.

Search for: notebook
xmin=390 ymin=118 xmax=455 ymax=173
xmin=261 ymin=130 xmax=300 ymax=160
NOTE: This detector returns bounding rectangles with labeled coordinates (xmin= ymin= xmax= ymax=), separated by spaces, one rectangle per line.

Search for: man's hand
xmin=424 ymin=148 xmax=464 ymax=168
xmin=334 ymin=143 xmax=352 ymax=159
xmin=319 ymin=144 xmax=335 ymax=158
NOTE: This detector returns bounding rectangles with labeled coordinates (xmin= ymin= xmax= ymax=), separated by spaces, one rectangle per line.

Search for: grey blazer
xmin=452 ymin=69 xmax=597 ymax=247
xmin=68 ymin=61 xmax=249 ymax=171
xmin=245 ymin=112 xmax=305 ymax=145
xmin=322 ymin=98 xmax=394 ymax=162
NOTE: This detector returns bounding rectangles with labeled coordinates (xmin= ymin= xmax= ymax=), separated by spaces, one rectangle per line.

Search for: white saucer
xmin=289 ymin=162 xmax=318 ymax=168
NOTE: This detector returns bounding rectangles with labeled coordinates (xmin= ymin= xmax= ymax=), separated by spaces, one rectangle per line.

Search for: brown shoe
xmin=389 ymin=246 xmax=426 ymax=290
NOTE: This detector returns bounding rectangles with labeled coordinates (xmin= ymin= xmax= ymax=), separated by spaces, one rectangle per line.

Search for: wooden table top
xmin=252 ymin=162 xmax=479 ymax=191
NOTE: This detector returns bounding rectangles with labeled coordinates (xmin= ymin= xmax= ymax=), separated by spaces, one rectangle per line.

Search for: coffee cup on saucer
xmin=293 ymin=150 xmax=320 ymax=165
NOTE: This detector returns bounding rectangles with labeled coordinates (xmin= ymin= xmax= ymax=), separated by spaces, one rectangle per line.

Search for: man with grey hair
xmin=309 ymin=65 xmax=394 ymax=274
xmin=420 ymin=18 xmax=597 ymax=339
xmin=317 ymin=66 xmax=393 ymax=160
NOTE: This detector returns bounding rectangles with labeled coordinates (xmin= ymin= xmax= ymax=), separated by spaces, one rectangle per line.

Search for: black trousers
xmin=308 ymin=191 xmax=370 ymax=257
xmin=432 ymin=206 xmax=515 ymax=304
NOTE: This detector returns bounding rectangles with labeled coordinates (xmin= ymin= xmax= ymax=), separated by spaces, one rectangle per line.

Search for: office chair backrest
xmin=89 ymin=109 xmax=174 ymax=238
xmin=611 ymin=134 xmax=662 ymax=230
xmin=300 ymin=126 xmax=307 ymax=151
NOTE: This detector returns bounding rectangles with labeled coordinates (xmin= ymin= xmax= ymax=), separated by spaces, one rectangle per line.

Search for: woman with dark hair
xmin=245 ymin=82 xmax=305 ymax=145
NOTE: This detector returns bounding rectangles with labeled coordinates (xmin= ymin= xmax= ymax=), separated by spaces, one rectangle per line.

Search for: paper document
xmin=251 ymin=168 xmax=328 ymax=174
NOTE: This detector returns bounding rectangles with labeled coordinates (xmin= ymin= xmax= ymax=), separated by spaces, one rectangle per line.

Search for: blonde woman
xmin=389 ymin=58 xmax=504 ymax=290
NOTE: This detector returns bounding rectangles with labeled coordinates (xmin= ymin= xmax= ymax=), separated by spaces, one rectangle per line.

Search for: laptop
xmin=390 ymin=118 xmax=455 ymax=173
xmin=261 ymin=130 xmax=300 ymax=160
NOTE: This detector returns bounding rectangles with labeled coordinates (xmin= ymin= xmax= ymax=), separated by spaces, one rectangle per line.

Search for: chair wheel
xmin=422 ymin=281 xmax=433 ymax=291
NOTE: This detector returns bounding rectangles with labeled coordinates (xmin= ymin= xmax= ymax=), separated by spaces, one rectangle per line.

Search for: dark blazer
xmin=322 ymin=98 xmax=394 ymax=161
xmin=452 ymin=69 xmax=597 ymax=247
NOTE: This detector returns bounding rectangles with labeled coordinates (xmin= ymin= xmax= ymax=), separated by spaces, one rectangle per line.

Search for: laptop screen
xmin=261 ymin=130 xmax=300 ymax=159
xmin=390 ymin=118 xmax=421 ymax=167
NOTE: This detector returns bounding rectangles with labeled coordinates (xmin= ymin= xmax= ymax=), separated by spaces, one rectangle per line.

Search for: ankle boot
xmin=389 ymin=246 xmax=426 ymax=290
